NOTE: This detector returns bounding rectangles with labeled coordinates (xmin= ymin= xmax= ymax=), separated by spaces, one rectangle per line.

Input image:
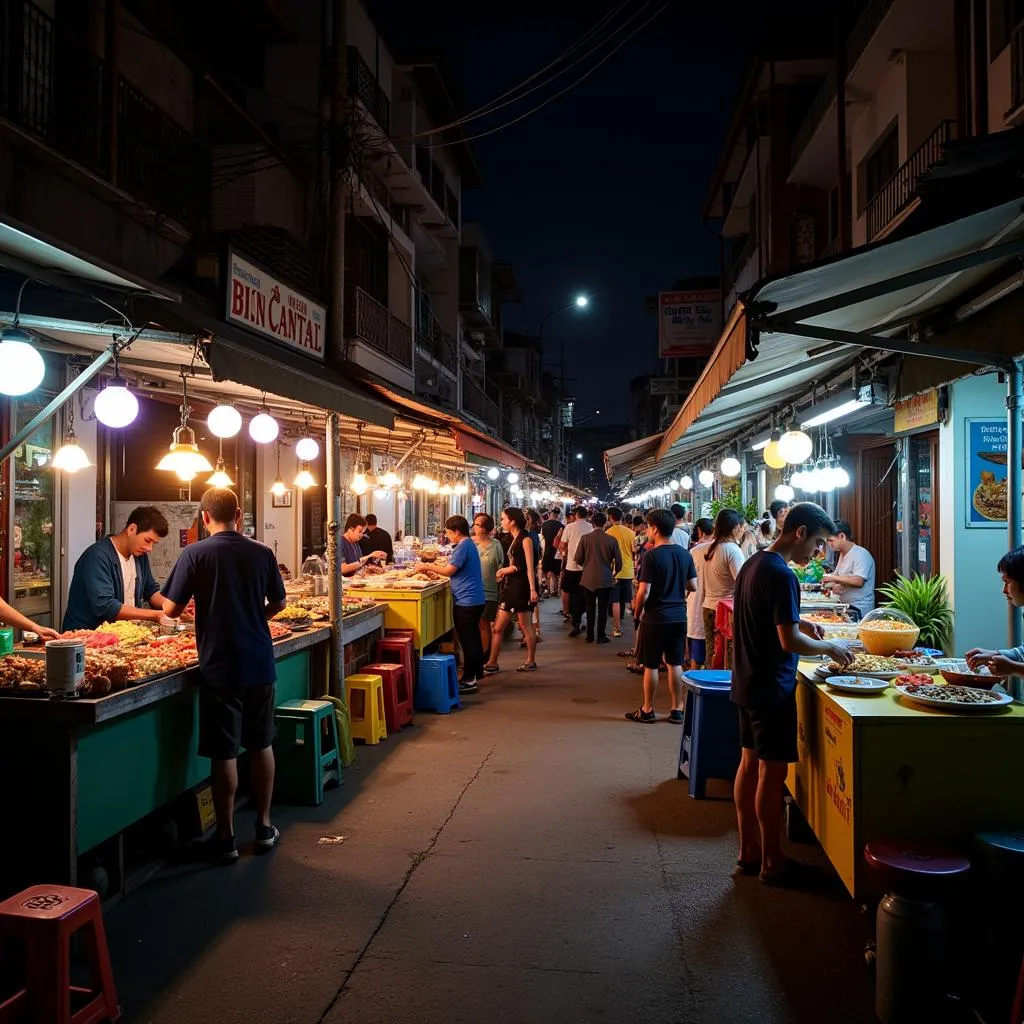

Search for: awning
xmin=454 ymin=428 xmax=526 ymax=470
xmin=604 ymin=434 xmax=661 ymax=484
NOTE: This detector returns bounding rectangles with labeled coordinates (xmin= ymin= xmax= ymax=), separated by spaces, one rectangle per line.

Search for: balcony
xmin=347 ymin=47 xmax=390 ymax=133
xmin=345 ymin=285 xmax=412 ymax=368
xmin=461 ymin=374 xmax=500 ymax=433
xmin=459 ymin=245 xmax=499 ymax=348
xmin=415 ymin=309 xmax=458 ymax=377
xmin=790 ymin=64 xmax=836 ymax=174
xmin=0 ymin=0 xmax=209 ymax=229
xmin=865 ymin=120 xmax=954 ymax=241
xmin=846 ymin=0 xmax=896 ymax=73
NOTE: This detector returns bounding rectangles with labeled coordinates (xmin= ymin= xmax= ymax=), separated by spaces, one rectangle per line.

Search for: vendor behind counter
xmin=63 ymin=506 xmax=171 ymax=631
xmin=823 ymin=521 xmax=876 ymax=620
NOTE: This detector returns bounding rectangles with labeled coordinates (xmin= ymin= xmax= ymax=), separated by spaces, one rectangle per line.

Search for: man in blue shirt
xmin=64 ymin=506 xmax=170 ymax=630
xmin=731 ymin=502 xmax=853 ymax=887
xmin=339 ymin=514 xmax=388 ymax=576
xmin=415 ymin=515 xmax=485 ymax=693
xmin=163 ymin=488 xmax=287 ymax=864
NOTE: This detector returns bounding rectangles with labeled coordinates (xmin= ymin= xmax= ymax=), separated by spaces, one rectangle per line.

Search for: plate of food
xmin=817 ymin=654 xmax=905 ymax=679
xmin=895 ymin=681 xmax=1012 ymax=711
xmin=803 ymin=611 xmax=849 ymax=624
xmin=973 ymin=470 xmax=1007 ymax=522
xmin=825 ymin=675 xmax=890 ymax=694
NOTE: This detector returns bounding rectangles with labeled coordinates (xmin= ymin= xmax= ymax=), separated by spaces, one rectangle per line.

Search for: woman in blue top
xmin=415 ymin=515 xmax=485 ymax=694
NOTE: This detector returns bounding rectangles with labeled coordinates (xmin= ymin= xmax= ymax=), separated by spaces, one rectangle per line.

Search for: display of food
xmin=268 ymin=622 xmax=292 ymax=640
xmin=825 ymin=675 xmax=890 ymax=693
xmin=938 ymin=663 xmax=1005 ymax=690
xmin=346 ymin=567 xmax=446 ymax=590
xmin=858 ymin=608 xmax=920 ymax=655
xmin=273 ymin=605 xmax=313 ymax=624
xmin=804 ymin=612 xmax=849 ymax=624
xmin=896 ymin=681 xmax=1010 ymax=707
xmin=0 ymin=655 xmax=45 ymax=691
xmin=95 ymin=621 xmax=158 ymax=647
xmin=826 ymin=654 xmax=903 ymax=676
xmin=60 ymin=629 xmax=121 ymax=648
xmin=895 ymin=672 xmax=934 ymax=687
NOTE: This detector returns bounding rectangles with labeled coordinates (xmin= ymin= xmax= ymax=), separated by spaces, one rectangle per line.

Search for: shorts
xmin=499 ymin=582 xmax=535 ymax=616
xmin=542 ymin=552 xmax=560 ymax=575
xmin=481 ymin=600 xmax=499 ymax=623
xmin=737 ymin=698 xmax=798 ymax=763
xmin=560 ymin=569 xmax=583 ymax=593
xmin=638 ymin=621 xmax=687 ymax=670
xmin=199 ymin=684 xmax=277 ymax=761
xmin=686 ymin=637 xmax=707 ymax=666
xmin=611 ymin=578 xmax=633 ymax=608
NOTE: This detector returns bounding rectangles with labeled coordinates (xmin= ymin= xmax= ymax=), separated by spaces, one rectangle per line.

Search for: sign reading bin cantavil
xmin=658 ymin=290 xmax=721 ymax=359
xmin=226 ymin=250 xmax=326 ymax=361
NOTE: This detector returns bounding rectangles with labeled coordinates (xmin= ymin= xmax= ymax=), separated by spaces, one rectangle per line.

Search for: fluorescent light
xmin=750 ymin=433 xmax=771 ymax=451
xmin=799 ymin=384 xmax=886 ymax=429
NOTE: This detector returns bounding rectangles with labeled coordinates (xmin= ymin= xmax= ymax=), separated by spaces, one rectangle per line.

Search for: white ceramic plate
xmin=826 ymin=675 xmax=890 ymax=694
xmin=895 ymin=685 xmax=1013 ymax=711
xmin=815 ymin=664 xmax=903 ymax=681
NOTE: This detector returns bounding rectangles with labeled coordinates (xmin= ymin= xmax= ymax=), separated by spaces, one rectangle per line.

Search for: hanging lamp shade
xmin=156 ymin=425 xmax=214 ymax=476
xmin=51 ymin=438 xmax=92 ymax=472
xmin=0 ymin=326 xmax=45 ymax=396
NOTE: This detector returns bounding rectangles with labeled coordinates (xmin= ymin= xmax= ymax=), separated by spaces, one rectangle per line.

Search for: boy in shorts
xmin=730 ymin=502 xmax=853 ymax=886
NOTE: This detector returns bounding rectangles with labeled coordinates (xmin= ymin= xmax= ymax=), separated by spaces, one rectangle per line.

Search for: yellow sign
xmin=894 ymin=390 xmax=939 ymax=433
xmin=195 ymin=784 xmax=217 ymax=834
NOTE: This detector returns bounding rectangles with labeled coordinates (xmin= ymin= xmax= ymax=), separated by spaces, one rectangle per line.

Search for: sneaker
xmin=612 ymin=629 xmax=622 ymax=638
xmin=206 ymin=834 xmax=239 ymax=865
xmin=624 ymin=708 xmax=656 ymax=724
xmin=254 ymin=824 xmax=281 ymax=852
xmin=668 ymin=709 xmax=684 ymax=724
xmin=568 ymin=628 xmax=583 ymax=638
xmin=458 ymin=680 xmax=479 ymax=695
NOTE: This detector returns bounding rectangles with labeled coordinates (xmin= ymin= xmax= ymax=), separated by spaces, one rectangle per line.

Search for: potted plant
xmin=877 ymin=572 xmax=953 ymax=652
xmin=710 ymin=486 xmax=759 ymax=526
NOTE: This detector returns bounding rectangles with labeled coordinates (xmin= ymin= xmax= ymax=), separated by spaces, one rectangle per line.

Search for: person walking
xmin=473 ymin=513 xmax=505 ymax=667
xmin=415 ymin=515 xmax=485 ymax=694
xmin=686 ymin=517 xmax=714 ymax=669
xmin=559 ymin=505 xmax=593 ymax=637
xmin=484 ymin=507 xmax=539 ymax=674
xmin=624 ymin=508 xmax=697 ymax=723
xmin=540 ymin=508 xmax=563 ymax=599
xmin=701 ymin=509 xmax=747 ymax=670
xmin=574 ymin=511 xmax=621 ymax=644
xmin=731 ymin=502 xmax=853 ymax=885
xmin=605 ymin=507 xmax=635 ymax=639
xmin=670 ymin=503 xmax=690 ymax=547
xmin=524 ymin=509 xmax=545 ymax=645
xmin=557 ymin=508 xmax=575 ymax=621
xmin=162 ymin=488 xmax=287 ymax=863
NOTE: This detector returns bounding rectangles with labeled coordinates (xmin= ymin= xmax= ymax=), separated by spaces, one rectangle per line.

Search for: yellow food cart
xmin=788 ymin=663 xmax=1024 ymax=898
xmin=348 ymin=581 xmax=452 ymax=652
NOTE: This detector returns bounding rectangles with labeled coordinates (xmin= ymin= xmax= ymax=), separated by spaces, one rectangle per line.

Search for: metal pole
xmin=0 ymin=347 xmax=112 ymax=465
xmin=326 ymin=412 xmax=344 ymax=698
xmin=1007 ymin=361 xmax=1022 ymax=649
xmin=326 ymin=0 xmax=348 ymax=363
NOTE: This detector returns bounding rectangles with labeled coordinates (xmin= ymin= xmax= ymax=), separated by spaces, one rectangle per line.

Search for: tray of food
xmin=818 ymin=654 xmax=905 ymax=679
xmin=803 ymin=611 xmax=850 ymax=624
xmin=894 ymin=681 xmax=1013 ymax=710
xmin=272 ymin=605 xmax=313 ymax=629
xmin=825 ymin=675 xmax=890 ymax=694
xmin=268 ymin=622 xmax=292 ymax=641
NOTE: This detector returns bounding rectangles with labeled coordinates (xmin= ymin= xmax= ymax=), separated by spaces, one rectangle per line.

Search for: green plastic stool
xmin=275 ymin=699 xmax=342 ymax=805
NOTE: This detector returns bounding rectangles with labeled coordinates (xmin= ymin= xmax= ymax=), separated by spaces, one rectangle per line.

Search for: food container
xmin=858 ymin=608 xmax=920 ymax=656
xmin=159 ymin=616 xmax=179 ymax=636
xmin=44 ymin=639 xmax=85 ymax=697
xmin=0 ymin=627 xmax=13 ymax=656
xmin=938 ymin=660 xmax=1006 ymax=690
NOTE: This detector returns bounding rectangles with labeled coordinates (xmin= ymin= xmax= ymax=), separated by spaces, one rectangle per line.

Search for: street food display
xmin=895 ymin=681 xmax=1012 ymax=709
xmin=858 ymin=608 xmax=920 ymax=655
xmin=273 ymin=604 xmax=313 ymax=626
xmin=824 ymin=675 xmax=889 ymax=694
xmin=345 ymin=566 xmax=446 ymax=589
xmin=823 ymin=654 xmax=905 ymax=677
xmin=803 ymin=611 xmax=849 ymax=624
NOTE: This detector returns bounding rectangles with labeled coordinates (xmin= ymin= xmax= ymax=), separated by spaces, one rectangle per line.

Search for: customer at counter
xmin=968 ymin=545 xmax=1024 ymax=674
xmin=63 ymin=506 xmax=170 ymax=630
xmin=473 ymin=513 xmax=505 ymax=665
xmin=731 ymin=502 xmax=854 ymax=887
xmin=0 ymin=597 xmax=59 ymax=640
xmin=339 ymin=514 xmax=388 ymax=577
xmin=359 ymin=514 xmax=394 ymax=563
xmin=823 ymin=521 xmax=876 ymax=620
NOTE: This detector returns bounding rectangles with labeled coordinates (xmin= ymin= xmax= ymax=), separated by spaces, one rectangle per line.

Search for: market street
xmin=105 ymin=601 xmax=875 ymax=1024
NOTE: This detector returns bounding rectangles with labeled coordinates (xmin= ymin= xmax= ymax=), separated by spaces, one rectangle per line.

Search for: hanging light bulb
xmin=720 ymin=455 xmax=741 ymax=477
xmin=680 ymin=475 xmax=693 ymax=490
xmin=380 ymin=461 xmax=401 ymax=488
xmin=426 ymin=478 xmax=440 ymax=494
xmin=833 ymin=466 xmax=850 ymax=488
xmin=669 ymin=479 xmax=680 ymax=489
xmin=698 ymin=469 xmax=715 ymax=488
xmin=206 ymin=459 xmax=234 ymax=487
xmin=0 ymin=325 xmax=45 ymax=396
xmin=51 ymin=396 xmax=92 ymax=473
xmin=486 ymin=467 xmax=500 ymax=480
xmin=156 ymin=374 xmax=213 ymax=478
xmin=440 ymin=482 xmax=453 ymax=496
xmin=777 ymin=429 xmax=813 ymax=465
xmin=454 ymin=480 xmax=469 ymax=495
xmin=775 ymin=483 xmax=795 ymax=502
xmin=269 ymin=442 xmax=286 ymax=497
xmin=295 ymin=436 xmax=320 ymax=462
xmin=507 ymin=471 xmax=520 ymax=484
xmin=294 ymin=462 xmax=316 ymax=490
xmin=762 ymin=440 xmax=787 ymax=469
xmin=248 ymin=401 xmax=279 ymax=444
xmin=94 ymin=377 xmax=139 ymax=428
xmin=207 ymin=404 xmax=242 ymax=439
xmin=790 ymin=470 xmax=806 ymax=489
xmin=373 ymin=487 xmax=391 ymax=500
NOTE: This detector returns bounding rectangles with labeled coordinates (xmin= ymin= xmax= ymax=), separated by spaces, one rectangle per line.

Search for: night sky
xmin=370 ymin=0 xmax=766 ymax=428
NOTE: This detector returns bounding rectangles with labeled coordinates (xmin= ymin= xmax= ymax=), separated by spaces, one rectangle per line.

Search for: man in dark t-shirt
xmin=163 ymin=487 xmax=287 ymax=864
xmin=540 ymin=510 xmax=563 ymax=596
xmin=730 ymin=502 xmax=853 ymax=887
xmin=359 ymin=513 xmax=394 ymax=563
xmin=625 ymin=508 xmax=696 ymax=724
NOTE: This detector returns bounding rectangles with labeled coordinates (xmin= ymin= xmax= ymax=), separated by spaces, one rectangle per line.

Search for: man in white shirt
xmin=670 ymin=503 xmax=690 ymax=548
xmin=559 ymin=505 xmax=594 ymax=636
xmin=824 ymin=520 xmax=876 ymax=620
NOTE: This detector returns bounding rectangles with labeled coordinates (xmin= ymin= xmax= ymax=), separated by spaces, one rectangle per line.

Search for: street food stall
xmin=344 ymin=566 xmax=453 ymax=652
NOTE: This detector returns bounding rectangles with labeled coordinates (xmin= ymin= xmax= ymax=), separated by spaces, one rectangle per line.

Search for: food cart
xmin=346 ymin=570 xmax=453 ymax=652
xmin=788 ymin=662 xmax=1024 ymax=898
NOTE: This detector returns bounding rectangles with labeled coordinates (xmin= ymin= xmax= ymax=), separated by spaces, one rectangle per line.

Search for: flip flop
xmin=482 ymin=664 xmax=500 ymax=674
xmin=516 ymin=662 xmax=537 ymax=672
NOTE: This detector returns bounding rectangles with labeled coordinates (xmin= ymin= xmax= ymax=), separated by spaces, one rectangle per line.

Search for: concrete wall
xmin=257 ymin=444 xmax=300 ymax=575
xmin=904 ymin=50 xmax=956 ymax=152
xmin=938 ymin=374 xmax=1011 ymax=654
xmin=119 ymin=11 xmax=194 ymax=130
xmin=348 ymin=0 xmax=396 ymax=100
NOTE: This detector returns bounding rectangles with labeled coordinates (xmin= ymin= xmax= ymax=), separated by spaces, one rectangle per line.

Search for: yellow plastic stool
xmin=344 ymin=673 xmax=388 ymax=744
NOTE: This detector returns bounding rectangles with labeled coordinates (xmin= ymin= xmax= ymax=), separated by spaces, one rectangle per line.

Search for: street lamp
xmin=575 ymin=295 xmax=589 ymax=308
xmin=576 ymin=452 xmax=583 ymax=460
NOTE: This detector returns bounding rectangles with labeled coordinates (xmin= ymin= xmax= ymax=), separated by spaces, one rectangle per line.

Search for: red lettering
xmin=254 ymin=291 xmax=266 ymax=327
xmin=231 ymin=280 xmax=245 ymax=317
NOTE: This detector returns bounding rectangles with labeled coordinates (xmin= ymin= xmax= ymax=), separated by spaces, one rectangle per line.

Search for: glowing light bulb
xmin=249 ymin=412 xmax=279 ymax=444
xmin=720 ymin=456 xmax=741 ymax=477
xmin=94 ymin=379 xmax=139 ymax=428
xmin=207 ymin=405 xmax=242 ymax=438
xmin=777 ymin=429 xmax=813 ymax=465
xmin=0 ymin=330 xmax=45 ymax=396
xmin=295 ymin=437 xmax=320 ymax=461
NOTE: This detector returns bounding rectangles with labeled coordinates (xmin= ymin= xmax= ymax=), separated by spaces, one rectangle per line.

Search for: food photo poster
xmin=966 ymin=418 xmax=1007 ymax=528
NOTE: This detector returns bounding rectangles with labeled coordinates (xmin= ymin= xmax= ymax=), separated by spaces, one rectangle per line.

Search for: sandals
xmin=482 ymin=664 xmax=500 ymax=674
xmin=516 ymin=662 xmax=537 ymax=673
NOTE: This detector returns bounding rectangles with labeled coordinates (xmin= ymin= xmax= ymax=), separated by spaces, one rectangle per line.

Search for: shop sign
xmin=894 ymin=390 xmax=939 ymax=433
xmin=966 ymin=418 xmax=1007 ymax=528
xmin=226 ymin=250 xmax=325 ymax=361
xmin=658 ymin=290 xmax=720 ymax=359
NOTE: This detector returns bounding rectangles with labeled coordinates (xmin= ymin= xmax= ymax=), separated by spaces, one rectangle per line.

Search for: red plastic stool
xmin=385 ymin=628 xmax=416 ymax=643
xmin=864 ymin=842 xmax=970 ymax=1024
xmin=363 ymin=662 xmax=413 ymax=733
xmin=0 ymin=885 xmax=121 ymax=1024
xmin=376 ymin=635 xmax=416 ymax=690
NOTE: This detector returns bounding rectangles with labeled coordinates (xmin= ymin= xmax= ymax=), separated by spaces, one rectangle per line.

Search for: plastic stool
xmin=376 ymin=635 xmax=416 ymax=690
xmin=864 ymin=841 xmax=971 ymax=1023
xmin=275 ymin=699 xmax=342 ymax=805
xmin=0 ymin=885 xmax=121 ymax=1024
xmin=416 ymin=654 xmax=460 ymax=714
xmin=677 ymin=670 xmax=738 ymax=799
xmin=345 ymin=673 xmax=388 ymax=744
xmin=363 ymin=662 xmax=413 ymax=733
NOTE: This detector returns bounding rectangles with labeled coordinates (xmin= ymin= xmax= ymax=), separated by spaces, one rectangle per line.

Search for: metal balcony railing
xmin=0 ymin=0 xmax=209 ymax=228
xmin=415 ymin=316 xmax=457 ymax=375
xmin=1011 ymin=19 xmax=1024 ymax=113
xmin=347 ymin=47 xmax=390 ymax=133
xmin=847 ymin=0 xmax=896 ymax=72
xmin=865 ymin=120 xmax=955 ymax=241
xmin=461 ymin=374 xmax=500 ymax=433
xmin=790 ymin=64 xmax=836 ymax=170
xmin=346 ymin=285 xmax=412 ymax=368
xmin=362 ymin=164 xmax=409 ymax=235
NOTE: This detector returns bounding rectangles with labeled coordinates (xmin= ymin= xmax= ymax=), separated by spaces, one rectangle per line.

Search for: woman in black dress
xmin=483 ymin=506 xmax=539 ymax=673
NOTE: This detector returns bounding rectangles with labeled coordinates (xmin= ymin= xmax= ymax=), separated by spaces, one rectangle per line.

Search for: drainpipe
xmin=1007 ymin=361 xmax=1022 ymax=649
xmin=326 ymin=412 xmax=345 ymax=698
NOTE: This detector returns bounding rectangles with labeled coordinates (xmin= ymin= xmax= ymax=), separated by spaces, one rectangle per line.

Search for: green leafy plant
xmin=710 ymin=485 xmax=759 ymax=526
xmin=878 ymin=572 xmax=953 ymax=652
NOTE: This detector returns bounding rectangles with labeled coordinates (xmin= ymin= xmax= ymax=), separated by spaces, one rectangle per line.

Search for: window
xmin=860 ymin=122 xmax=899 ymax=213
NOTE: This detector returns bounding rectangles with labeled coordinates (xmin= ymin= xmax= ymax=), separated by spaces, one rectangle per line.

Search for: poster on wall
xmin=965 ymin=419 xmax=1008 ymax=528
xmin=658 ymin=290 xmax=721 ymax=358
xmin=113 ymin=502 xmax=200 ymax=581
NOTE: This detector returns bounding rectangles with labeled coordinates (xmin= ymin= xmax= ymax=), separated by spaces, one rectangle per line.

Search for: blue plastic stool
xmin=416 ymin=654 xmax=461 ymax=714
xmin=275 ymin=699 xmax=342 ymax=805
xmin=677 ymin=670 xmax=740 ymax=799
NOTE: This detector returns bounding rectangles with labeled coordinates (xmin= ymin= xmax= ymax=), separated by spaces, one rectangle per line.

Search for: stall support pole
xmin=326 ymin=412 xmax=345 ymax=698
xmin=1007 ymin=360 xmax=1023 ymax=651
